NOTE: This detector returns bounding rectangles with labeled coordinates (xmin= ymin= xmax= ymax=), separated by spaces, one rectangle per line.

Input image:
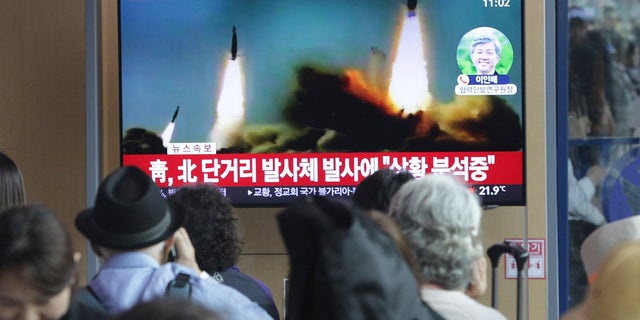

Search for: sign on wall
xmin=505 ymin=238 xmax=546 ymax=279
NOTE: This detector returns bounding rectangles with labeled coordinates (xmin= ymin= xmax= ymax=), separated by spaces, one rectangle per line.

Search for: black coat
xmin=278 ymin=197 xmax=444 ymax=320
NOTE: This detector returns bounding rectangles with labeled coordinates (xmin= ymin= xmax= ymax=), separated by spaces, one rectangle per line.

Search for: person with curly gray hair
xmin=389 ymin=174 xmax=506 ymax=320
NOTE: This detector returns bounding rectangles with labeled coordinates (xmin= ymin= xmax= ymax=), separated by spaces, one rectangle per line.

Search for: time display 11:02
xmin=483 ymin=0 xmax=511 ymax=7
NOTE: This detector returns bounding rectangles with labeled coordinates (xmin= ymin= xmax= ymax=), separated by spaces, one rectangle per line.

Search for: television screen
xmin=119 ymin=0 xmax=525 ymax=206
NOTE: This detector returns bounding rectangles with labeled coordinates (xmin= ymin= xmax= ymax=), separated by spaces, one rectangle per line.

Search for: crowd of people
xmin=567 ymin=0 xmax=640 ymax=308
xmin=0 ymin=148 xmax=501 ymax=320
xmin=566 ymin=4 xmax=640 ymax=311
xmin=569 ymin=2 xmax=640 ymax=140
xmin=5 ymin=1 xmax=640 ymax=319
xmin=4 ymin=137 xmax=640 ymax=319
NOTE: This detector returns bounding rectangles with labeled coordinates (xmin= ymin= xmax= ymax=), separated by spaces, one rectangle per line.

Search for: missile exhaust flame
xmin=387 ymin=11 xmax=431 ymax=114
xmin=210 ymin=59 xmax=245 ymax=147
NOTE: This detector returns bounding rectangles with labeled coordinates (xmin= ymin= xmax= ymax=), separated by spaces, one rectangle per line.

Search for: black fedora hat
xmin=75 ymin=166 xmax=185 ymax=250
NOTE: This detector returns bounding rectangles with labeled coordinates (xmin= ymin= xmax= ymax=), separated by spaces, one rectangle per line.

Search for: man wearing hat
xmin=76 ymin=166 xmax=271 ymax=319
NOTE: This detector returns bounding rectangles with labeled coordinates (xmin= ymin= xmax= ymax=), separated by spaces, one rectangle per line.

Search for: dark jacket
xmin=278 ymin=197 xmax=444 ymax=320
xmin=213 ymin=267 xmax=280 ymax=320
xmin=61 ymin=289 xmax=109 ymax=320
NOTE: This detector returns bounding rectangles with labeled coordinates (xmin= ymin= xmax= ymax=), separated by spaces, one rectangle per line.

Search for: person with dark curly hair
xmin=167 ymin=185 xmax=280 ymax=320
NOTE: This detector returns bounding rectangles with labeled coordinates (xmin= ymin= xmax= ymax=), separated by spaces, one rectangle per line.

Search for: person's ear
xmin=466 ymin=257 xmax=488 ymax=299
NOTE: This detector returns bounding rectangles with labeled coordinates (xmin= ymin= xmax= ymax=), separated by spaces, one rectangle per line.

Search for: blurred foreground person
xmin=278 ymin=196 xmax=443 ymax=320
xmin=0 ymin=151 xmax=26 ymax=211
xmin=0 ymin=205 xmax=106 ymax=320
xmin=353 ymin=169 xmax=427 ymax=283
xmin=113 ymin=296 xmax=222 ymax=320
xmin=389 ymin=174 xmax=506 ymax=320
xmin=167 ymin=184 xmax=280 ymax=319
xmin=562 ymin=215 xmax=640 ymax=318
xmin=580 ymin=215 xmax=640 ymax=285
xmin=562 ymin=241 xmax=640 ymax=320
xmin=75 ymin=166 xmax=271 ymax=319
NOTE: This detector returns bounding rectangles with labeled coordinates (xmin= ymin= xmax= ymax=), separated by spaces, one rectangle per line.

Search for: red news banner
xmin=123 ymin=151 xmax=523 ymax=188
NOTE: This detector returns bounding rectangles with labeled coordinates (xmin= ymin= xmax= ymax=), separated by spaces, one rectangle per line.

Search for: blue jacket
xmin=89 ymin=252 xmax=272 ymax=319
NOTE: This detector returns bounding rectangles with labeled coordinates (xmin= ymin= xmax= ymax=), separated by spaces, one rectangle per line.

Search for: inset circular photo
xmin=456 ymin=27 xmax=513 ymax=75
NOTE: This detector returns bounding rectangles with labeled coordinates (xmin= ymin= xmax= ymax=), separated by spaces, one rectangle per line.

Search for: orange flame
xmin=341 ymin=10 xmax=438 ymax=137
xmin=343 ymin=11 xmax=433 ymax=119
xmin=343 ymin=69 xmax=396 ymax=114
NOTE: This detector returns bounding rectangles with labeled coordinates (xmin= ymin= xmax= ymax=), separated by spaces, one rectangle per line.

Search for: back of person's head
xmin=75 ymin=166 xmax=185 ymax=251
xmin=569 ymin=6 xmax=595 ymax=28
xmin=0 ymin=204 xmax=76 ymax=295
xmin=167 ymin=184 xmax=241 ymax=272
xmin=389 ymin=174 xmax=482 ymax=235
xmin=113 ymin=297 xmax=222 ymax=320
xmin=583 ymin=241 xmax=640 ymax=320
xmin=0 ymin=151 xmax=26 ymax=211
xmin=0 ymin=205 xmax=76 ymax=319
xmin=581 ymin=215 xmax=640 ymax=284
xmin=278 ymin=196 xmax=436 ymax=320
xmin=388 ymin=174 xmax=483 ymax=290
xmin=352 ymin=168 xmax=415 ymax=212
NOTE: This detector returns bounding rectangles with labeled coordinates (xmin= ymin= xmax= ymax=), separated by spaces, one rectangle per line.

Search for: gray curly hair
xmin=389 ymin=174 xmax=484 ymax=290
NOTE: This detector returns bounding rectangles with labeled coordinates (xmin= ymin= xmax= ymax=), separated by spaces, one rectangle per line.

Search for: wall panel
xmin=0 ymin=0 xmax=88 ymax=281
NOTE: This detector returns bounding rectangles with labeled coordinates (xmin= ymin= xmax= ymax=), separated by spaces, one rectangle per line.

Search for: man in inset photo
xmin=470 ymin=34 xmax=502 ymax=75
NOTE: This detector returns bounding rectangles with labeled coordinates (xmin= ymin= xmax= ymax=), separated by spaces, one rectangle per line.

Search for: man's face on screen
xmin=471 ymin=42 xmax=500 ymax=75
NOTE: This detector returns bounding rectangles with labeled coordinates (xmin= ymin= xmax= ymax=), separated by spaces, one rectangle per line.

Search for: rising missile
xmin=407 ymin=0 xmax=417 ymax=10
xmin=161 ymin=106 xmax=180 ymax=147
xmin=171 ymin=105 xmax=180 ymax=122
xmin=231 ymin=26 xmax=238 ymax=60
xmin=407 ymin=0 xmax=417 ymax=17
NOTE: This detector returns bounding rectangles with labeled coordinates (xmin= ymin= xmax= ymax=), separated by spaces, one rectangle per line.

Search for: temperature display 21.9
xmin=472 ymin=184 xmax=523 ymax=205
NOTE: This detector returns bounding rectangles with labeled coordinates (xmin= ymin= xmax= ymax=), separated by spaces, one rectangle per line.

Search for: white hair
xmin=389 ymin=174 xmax=484 ymax=289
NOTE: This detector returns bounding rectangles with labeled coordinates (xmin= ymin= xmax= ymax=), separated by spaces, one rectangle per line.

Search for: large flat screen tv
xmin=119 ymin=0 xmax=525 ymax=206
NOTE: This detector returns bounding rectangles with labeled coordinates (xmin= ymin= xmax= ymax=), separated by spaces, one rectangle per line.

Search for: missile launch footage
xmin=120 ymin=0 xmax=523 ymax=154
